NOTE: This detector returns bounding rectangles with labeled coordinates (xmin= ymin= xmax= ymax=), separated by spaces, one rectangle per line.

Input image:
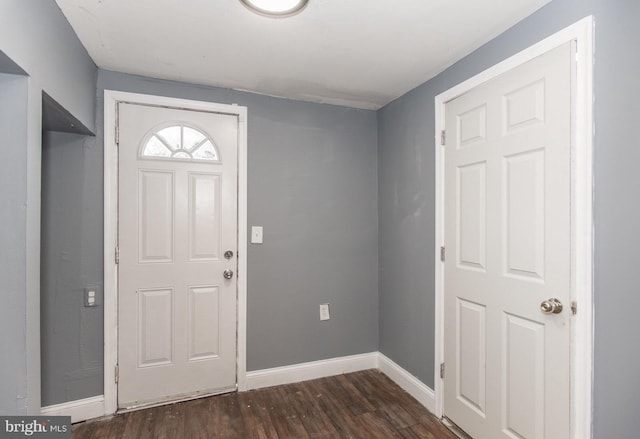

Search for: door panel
xmin=118 ymin=103 xmax=238 ymax=409
xmin=138 ymin=170 xmax=174 ymax=263
xmin=456 ymin=298 xmax=486 ymax=415
xmin=443 ymin=43 xmax=573 ymax=438
xmin=188 ymin=172 xmax=221 ymax=261
xmin=503 ymin=314 xmax=544 ymax=439
xmin=137 ymin=288 xmax=174 ymax=367
xmin=187 ymin=286 xmax=220 ymax=360
xmin=457 ymin=162 xmax=487 ymax=270
xmin=504 ymin=149 xmax=545 ymax=280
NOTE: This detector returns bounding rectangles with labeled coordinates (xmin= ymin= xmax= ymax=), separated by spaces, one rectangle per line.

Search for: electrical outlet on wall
xmin=319 ymin=303 xmax=330 ymax=321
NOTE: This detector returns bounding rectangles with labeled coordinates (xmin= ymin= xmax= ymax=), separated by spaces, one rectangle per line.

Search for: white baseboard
xmin=41 ymin=395 xmax=105 ymax=423
xmin=244 ymin=351 xmax=436 ymax=417
xmin=378 ymin=353 xmax=436 ymax=414
xmin=44 ymin=351 xmax=435 ymax=423
xmin=245 ymin=352 xmax=379 ymax=390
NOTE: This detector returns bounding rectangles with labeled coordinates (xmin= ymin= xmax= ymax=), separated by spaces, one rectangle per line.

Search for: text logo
xmin=0 ymin=417 xmax=71 ymax=439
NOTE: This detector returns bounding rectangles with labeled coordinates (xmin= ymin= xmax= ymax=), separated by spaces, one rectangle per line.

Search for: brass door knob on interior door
xmin=540 ymin=298 xmax=563 ymax=314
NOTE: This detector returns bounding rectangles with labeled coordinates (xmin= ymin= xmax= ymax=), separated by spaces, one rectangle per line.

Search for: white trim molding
xmin=245 ymin=352 xmax=438 ymax=416
xmin=103 ymin=90 xmax=249 ymax=416
xmin=245 ymin=352 xmax=379 ymax=390
xmin=378 ymin=354 xmax=436 ymax=414
xmin=245 ymin=352 xmax=437 ymax=415
xmin=41 ymin=396 xmax=105 ymax=423
xmin=42 ymin=352 xmax=441 ymax=423
xmin=434 ymin=16 xmax=594 ymax=439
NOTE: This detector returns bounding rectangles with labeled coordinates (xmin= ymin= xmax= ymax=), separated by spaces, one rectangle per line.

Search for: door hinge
xmin=115 ymin=246 xmax=120 ymax=264
xmin=440 ymin=362 xmax=445 ymax=379
xmin=115 ymin=124 xmax=120 ymax=145
xmin=440 ymin=246 xmax=445 ymax=262
xmin=115 ymin=364 xmax=119 ymax=384
xmin=571 ymin=301 xmax=577 ymax=315
xmin=440 ymin=130 xmax=446 ymax=146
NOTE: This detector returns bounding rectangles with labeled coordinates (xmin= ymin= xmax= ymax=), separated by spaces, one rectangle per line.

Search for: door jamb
xmin=103 ymin=90 xmax=249 ymax=415
xmin=433 ymin=16 xmax=594 ymax=439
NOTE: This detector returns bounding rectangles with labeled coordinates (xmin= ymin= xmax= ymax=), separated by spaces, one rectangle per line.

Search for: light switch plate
xmin=320 ymin=303 xmax=330 ymax=321
xmin=251 ymin=226 xmax=263 ymax=244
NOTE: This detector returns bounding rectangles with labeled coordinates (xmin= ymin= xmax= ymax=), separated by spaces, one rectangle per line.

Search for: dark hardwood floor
xmin=72 ymin=369 xmax=457 ymax=438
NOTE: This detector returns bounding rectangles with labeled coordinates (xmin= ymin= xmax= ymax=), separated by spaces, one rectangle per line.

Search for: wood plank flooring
xmin=72 ymin=369 xmax=457 ymax=438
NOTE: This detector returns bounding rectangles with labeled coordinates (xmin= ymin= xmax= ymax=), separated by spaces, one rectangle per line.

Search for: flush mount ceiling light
xmin=240 ymin=0 xmax=309 ymax=17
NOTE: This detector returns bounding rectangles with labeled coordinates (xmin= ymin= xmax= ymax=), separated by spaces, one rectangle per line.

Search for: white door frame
xmin=434 ymin=17 xmax=594 ymax=439
xmin=103 ymin=90 xmax=249 ymax=416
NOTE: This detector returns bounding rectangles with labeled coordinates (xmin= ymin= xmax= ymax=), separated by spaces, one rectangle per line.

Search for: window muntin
xmin=140 ymin=124 xmax=219 ymax=162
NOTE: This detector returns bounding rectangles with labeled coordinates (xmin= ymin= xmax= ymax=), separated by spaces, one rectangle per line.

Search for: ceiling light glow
xmin=240 ymin=0 xmax=308 ymax=17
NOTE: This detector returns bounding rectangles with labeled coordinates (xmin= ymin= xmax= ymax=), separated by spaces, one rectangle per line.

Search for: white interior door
xmin=117 ymin=103 xmax=238 ymax=409
xmin=443 ymin=42 xmax=573 ymax=438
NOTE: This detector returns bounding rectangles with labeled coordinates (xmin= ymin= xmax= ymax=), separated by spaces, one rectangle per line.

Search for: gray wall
xmin=98 ymin=71 xmax=379 ymax=371
xmin=0 ymin=74 xmax=30 ymax=414
xmin=5 ymin=2 xmax=639 ymax=436
xmin=40 ymin=132 xmax=103 ymax=406
xmin=591 ymin=0 xmax=640 ymax=435
xmin=0 ymin=50 xmax=26 ymax=75
xmin=0 ymin=73 xmax=45 ymax=415
xmin=378 ymin=0 xmax=593 ymax=390
xmin=378 ymin=0 xmax=640 ymax=437
xmin=0 ymin=0 xmax=97 ymax=132
xmin=0 ymin=0 xmax=97 ymax=415
xmin=38 ymin=70 xmax=379 ymax=404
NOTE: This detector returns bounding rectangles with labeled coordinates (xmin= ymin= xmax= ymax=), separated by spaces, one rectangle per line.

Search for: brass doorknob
xmin=540 ymin=298 xmax=563 ymax=314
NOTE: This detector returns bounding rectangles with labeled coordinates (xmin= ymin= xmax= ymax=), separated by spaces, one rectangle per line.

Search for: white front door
xmin=117 ymin=103 xmax=238 ymax=409
xmin=443 ymin=42 xmax=573 ymax=438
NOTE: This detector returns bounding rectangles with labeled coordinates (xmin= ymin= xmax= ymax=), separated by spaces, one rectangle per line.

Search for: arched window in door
xmin=140 ymin=124 xmax=220 ymax=162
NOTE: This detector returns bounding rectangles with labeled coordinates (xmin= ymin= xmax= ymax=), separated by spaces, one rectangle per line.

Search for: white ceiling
xmin=56 ymin=0 xmax=550 ymax=110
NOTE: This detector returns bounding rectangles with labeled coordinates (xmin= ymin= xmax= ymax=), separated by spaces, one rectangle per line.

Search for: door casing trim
xmin=433 ymin=16 xmax=594 ymax=439
xmin=103 ymin=91 xmax=249 ymax=415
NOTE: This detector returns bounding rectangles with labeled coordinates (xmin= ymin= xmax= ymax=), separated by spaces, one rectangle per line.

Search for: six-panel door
xmin=443 ymin=43 xmax=573 ymax=439
xmin=117 ymin=103 xmax=238 ymax=409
